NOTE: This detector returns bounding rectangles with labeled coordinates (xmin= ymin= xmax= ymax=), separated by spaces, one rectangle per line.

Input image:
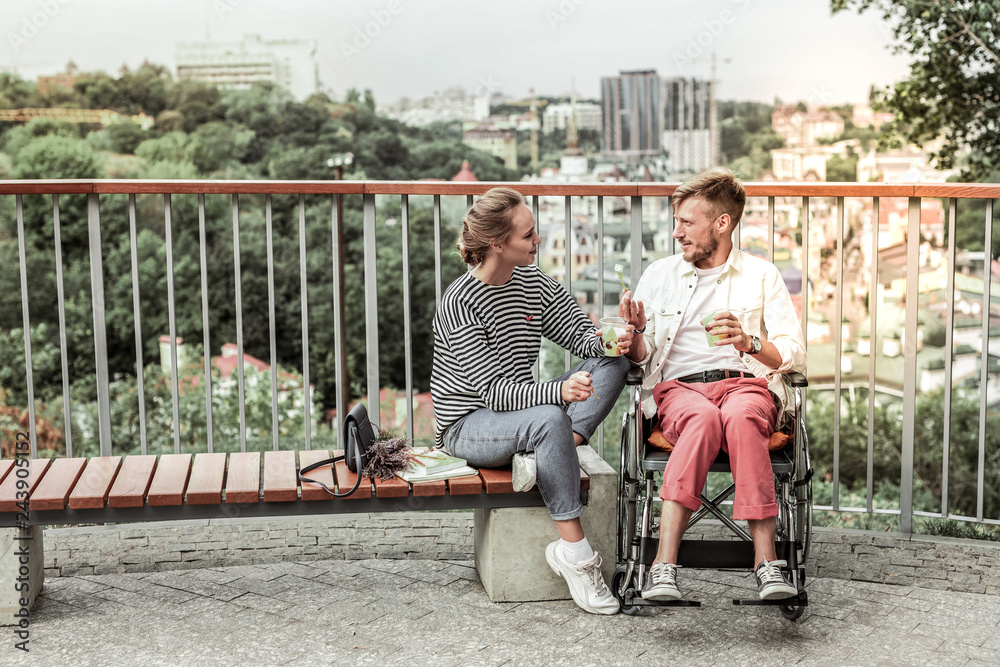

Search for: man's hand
xmin=619 ymin=289 xmax=646 ymax=330
xmin=707 ymin=311 xmax=753 ymax=353
xmin=561 ymin=371 xmax=596 ymax=402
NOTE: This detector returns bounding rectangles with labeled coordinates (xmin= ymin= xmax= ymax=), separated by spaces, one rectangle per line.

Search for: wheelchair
xmin=613 ymin=367 xmax=812 ymax=620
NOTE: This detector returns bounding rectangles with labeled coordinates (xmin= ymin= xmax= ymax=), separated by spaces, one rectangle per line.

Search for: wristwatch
xmin=747 ymin=335 xmax=762 ymax=355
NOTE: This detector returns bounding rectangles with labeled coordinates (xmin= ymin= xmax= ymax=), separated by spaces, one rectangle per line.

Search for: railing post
xmin=629 ymin=195 xmax=642 ymax=289
xmin=899 ymin=197 xmax=921 ymax=533
xmin=15 ymin=196 xmax=37 ymax=458
xmin=88 ymin=192 xmax=113 ymax=457
xmin=363 ymin=193 xmax=380 ymax=428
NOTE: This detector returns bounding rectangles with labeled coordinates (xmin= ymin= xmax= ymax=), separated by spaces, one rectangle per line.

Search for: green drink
xmin=701 ymin=311 xmax=726 ymax=347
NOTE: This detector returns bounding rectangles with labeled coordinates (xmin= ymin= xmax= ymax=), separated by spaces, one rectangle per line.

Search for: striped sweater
xmin=431 ymin=265 xmax=604 ymax=446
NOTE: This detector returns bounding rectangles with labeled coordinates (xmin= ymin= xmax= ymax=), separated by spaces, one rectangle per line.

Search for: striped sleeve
xmin=538 ymin=272 xmax=604 ymax=358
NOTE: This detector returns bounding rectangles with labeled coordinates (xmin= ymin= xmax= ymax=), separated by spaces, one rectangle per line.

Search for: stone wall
xmin=42 ymin=515 xmax=1000 ymax=596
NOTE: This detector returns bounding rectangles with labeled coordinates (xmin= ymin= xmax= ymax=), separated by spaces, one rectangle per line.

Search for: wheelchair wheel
xmin=612 ymin=567 xmax=640 ymax=615
xmin=779 ymin=602 xmax=805 ymax=621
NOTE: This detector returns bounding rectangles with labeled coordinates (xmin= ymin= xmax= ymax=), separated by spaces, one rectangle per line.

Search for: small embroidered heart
xmin=526 ymin=315 xmax=534 ymax=321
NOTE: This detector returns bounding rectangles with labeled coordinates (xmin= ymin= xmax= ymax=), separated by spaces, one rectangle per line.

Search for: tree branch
xmin=945 ymin=0 xmax=1000 ymax=67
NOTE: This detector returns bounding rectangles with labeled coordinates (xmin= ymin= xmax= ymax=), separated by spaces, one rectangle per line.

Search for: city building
xmin=382 ymin=87 xmax=489 ymax=127
xmin=36 ymin=61 xmax=81 ymax=94
xmin=600 ymin=69 xmax=661 ymax=159
xmin=176 ymin=34 xmax=318 ymax=100
xmin=543 ymin=101 xmax=602 ymax=133
xmin=660 ymin=77 xmax=716 ymax=175
xmin=771 ymin=106 xmax=844 ymax=147
xmin=771 ymin=139 xmax=859 ymax=181
xmin=857 ymin=147 xmax=957 ymax=184
xmin=462 ymin=124 xmax=518 ymax=170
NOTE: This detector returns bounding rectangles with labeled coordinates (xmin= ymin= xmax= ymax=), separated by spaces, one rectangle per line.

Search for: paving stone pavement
xmin=5 ymin=558 xmax=1000 ymax=666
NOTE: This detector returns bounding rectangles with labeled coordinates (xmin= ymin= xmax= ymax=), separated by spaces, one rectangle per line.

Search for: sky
xmin=1 ymin=0 xmax=912 ymax=106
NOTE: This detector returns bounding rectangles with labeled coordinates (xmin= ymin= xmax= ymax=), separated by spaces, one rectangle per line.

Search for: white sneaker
xmin=545 ymin=540 xmax=619 ymax=615
xmin=511 ymin=452 xmax=537 ymax=492
xmin=641 ymin=562 xmax=682 ymax=601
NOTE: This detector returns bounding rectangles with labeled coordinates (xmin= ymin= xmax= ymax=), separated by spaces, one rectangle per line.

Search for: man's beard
xmin=685 ymin=234 xmax=718 ymax=264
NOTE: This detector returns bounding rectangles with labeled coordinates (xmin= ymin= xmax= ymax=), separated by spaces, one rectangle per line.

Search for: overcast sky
xmin=2 ymin=0 xmax=911 ymax=105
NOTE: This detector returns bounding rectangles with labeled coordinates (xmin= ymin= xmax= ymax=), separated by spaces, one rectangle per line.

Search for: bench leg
xmin=1 ymin=526 xmax=43 ymax=626
xmin=474 ymin=445 xmax=617 ymax=603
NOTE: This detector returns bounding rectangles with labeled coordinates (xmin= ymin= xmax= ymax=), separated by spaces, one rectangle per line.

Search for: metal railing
xmin=3 ymin=179 xmax=1000 ymax=534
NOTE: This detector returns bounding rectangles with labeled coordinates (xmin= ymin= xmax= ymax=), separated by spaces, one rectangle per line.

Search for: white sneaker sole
xmin=759 ymin=585 xmax=798 ymax=600
xmin=641 ymin=587 xmax=681 ymax=601
xmin=511 ymin=453 xmax=536 ymax=492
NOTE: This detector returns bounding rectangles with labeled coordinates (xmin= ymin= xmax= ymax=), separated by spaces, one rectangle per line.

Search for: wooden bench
xmin=0 ymin=451 xmax=589 ymax=524
xmin=0 ymin=449 xmax=612 ymax=612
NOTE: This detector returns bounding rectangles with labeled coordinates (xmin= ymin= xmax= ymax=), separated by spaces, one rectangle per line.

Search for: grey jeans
xmin=443 ymin=355 xmax=629 ymax=521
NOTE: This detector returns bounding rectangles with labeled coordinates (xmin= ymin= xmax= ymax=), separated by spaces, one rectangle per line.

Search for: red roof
xmin=452 ymin=160 xmax=478 ymax=182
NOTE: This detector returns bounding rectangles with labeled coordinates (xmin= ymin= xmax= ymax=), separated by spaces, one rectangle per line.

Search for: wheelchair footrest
xmin=625 ymin=596 xmax=702 ymax=608
xmin=732 ymin=592 xmax=807 ymax=607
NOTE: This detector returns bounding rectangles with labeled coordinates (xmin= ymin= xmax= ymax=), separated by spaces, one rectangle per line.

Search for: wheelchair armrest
xmin=626 ymin=366 xmax=644 ymax=386
xmin=786 ymin=371 xmax=808 ymax=387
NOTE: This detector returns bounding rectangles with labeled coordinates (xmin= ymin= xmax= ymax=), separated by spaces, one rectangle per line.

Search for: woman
xmin=431 ymin=187 xmax=630 ymax=615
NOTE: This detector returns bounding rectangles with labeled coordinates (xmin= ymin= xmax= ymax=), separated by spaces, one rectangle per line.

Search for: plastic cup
xmin=598 ymin=317 xmax=628 ymax=357
xmin=701 ymin=311 xmax=727 ymax=348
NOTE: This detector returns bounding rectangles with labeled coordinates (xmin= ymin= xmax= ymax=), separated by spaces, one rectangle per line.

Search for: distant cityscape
xmin=12 ymin=32 xmax=981 ymax=419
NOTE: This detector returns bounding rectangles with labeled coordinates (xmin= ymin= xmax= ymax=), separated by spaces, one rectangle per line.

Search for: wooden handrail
xmin=0 ymin=179 xmax=998 ymax=198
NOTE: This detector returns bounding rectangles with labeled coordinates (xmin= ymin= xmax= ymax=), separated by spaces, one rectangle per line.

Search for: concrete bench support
xmin=474 ymin=445 xmax=617 ymax=602
xmin=1 ymin=526 xmax=43 ymax=624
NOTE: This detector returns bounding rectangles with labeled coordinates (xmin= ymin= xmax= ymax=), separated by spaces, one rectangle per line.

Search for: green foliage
xmin=106 ymin=119 xmax=146 ymax=154
xmin=832 ymin=0 xmax=1000 ymax=179
xmin=826 ymin=154 xmax=858 ymax=182
xmin=718 ymin=101 xmax=783 ymax=178
xmin=807 ymin=386 xmax=1000 ymax=520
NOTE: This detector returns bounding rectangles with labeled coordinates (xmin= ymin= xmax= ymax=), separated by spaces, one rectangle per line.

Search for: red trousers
xmin=653 ymin=377 xmax=778 ymax=521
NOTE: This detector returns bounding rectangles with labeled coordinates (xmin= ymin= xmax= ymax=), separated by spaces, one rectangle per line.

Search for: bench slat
xmin=447 ymin=474 xmax=483 ymax=495
xmin=30 ymin=458 xmax=87 ymax=510
xmin=108 ymin=455 xmax=158 ymax=508
xmin=0 ymin=458 xmax=52 ymax=512
xmin=147 ymin=454 xmax=192 ymax=506
xmin=225 ymin=452 xmax=261 ymax=504
xmin=580 ymin=468 xmax=590 ymax=492
xmin=69 ymin=456 xmax=122 ymax=510
xmin=332 ymin=450 xmax=372 ymax=499
xmin=186 ymin=452 xmax=227 ymax=505
xmin=411 ymin=479 xmax=447 ymax=497
xmin=262 ymin=451 xmax=297 ymax=502
xmin=478 ymin=467 xmax=514 ymax=494
xmin=298 ymin=449 xmax=335 ymax=501
xmin=373 ymin=475 xmax=409 ymax=498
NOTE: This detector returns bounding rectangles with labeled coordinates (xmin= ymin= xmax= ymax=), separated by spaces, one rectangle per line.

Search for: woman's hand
xmin=619 ymin=290 xmax=646 ymax=331
xmin=561 ymin=370 xmax=596 ymax=403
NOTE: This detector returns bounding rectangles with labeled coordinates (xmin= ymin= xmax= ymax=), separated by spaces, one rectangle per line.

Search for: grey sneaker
xmin=641 ymin=562 xmax=682 ymax=601
xmin=754 ymin=559 xmax=798 ymax=600
xmin=545 ymin=541 xmax=619 ymax=615
xmin=511 ymin=452 xmax=536 ymax=492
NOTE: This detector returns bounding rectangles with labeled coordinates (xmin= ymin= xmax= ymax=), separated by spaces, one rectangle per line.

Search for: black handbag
xmin=297 ymin=402 xmax=375 ymax=497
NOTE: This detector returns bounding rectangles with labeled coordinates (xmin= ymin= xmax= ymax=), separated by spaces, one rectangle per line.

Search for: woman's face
xmin=501 ymin=204 xmax=541 ymax=266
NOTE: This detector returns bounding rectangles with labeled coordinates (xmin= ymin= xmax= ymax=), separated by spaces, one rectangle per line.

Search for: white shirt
xmin=632 ymin=247 xmax=807 ymax=419
xmin=662 ymin=263 xmax=745 ymax=381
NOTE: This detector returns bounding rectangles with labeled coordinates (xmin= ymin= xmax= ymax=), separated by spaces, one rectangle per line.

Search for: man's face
xmin=673 ymin=197 xmax=724 ymax=268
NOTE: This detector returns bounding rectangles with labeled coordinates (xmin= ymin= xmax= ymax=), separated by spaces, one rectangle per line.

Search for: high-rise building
xmin=660 ymin=77 xmax=716 ymax=175
xmin=600 ymin=70 xmax=661 ymax=159
xmin=176 ymin=35 xmax=318 ymax=100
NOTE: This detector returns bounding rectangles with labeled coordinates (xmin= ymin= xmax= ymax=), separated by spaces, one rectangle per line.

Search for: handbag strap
xmin=296 ymin=422 xmax=366 ymax=497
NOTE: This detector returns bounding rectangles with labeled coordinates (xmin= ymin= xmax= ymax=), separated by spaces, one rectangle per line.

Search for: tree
xmin=106 ymin=119 xmax=146 ymax=154
xmin=833 ymin=0 xmax=1000 ymax=179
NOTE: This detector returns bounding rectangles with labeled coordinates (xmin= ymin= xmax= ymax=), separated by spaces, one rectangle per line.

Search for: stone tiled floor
xmin=6 ymin=558 xmax=1000 ymax=666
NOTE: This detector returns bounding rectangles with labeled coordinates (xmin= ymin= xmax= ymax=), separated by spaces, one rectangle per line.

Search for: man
xmin=620 ymin=168 xmax=807 ymax=601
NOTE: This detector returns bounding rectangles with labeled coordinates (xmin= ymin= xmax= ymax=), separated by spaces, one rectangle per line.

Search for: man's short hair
xmin=672 ymin=168 xmax=747 ymax=226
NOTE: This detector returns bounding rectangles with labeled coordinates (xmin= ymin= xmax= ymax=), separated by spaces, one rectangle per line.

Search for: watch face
xmin=752 ymin=336 xmax=761 ymax=354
